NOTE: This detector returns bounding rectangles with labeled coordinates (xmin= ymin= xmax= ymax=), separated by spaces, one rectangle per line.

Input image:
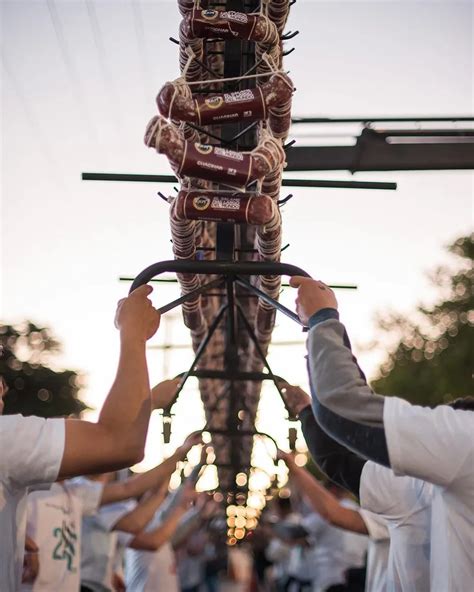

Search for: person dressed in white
xmin=290 ymin=275 xmax=474 ymax=591
xmin=0 ymin=284 xmax=166 ymax=591
xmin=125 ymin=464 xmax=207 ymax=592
xmin=280 ymin=383 xmax=432 ymax=591
xmin=78 ymin=431 xmax=202 ymax=592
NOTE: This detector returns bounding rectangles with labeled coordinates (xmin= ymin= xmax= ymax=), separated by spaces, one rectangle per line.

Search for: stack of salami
xmin=144 ymin=1 xmax=293 ymax=513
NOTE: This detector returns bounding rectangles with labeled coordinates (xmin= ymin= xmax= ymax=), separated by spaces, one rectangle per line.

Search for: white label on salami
xmin=211 ymin=196 xmax=241 ymax=210
xmin=221 ymin=11 xmax=248 ymax=24
xmin=214 ymin=147 xmax=244 ymax=161
xmin=223 ymin=89 xmax=255 ymax=104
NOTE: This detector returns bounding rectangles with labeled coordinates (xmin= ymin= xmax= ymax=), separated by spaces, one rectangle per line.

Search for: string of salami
xmin=144 ymin=0 xmax=294 ymax=497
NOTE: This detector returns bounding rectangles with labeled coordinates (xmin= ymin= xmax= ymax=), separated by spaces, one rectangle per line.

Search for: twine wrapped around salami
xmin=182 ymin=9 xmax=279 ymax=46
xmin=144 ymin=116 xmax=285 ymax=187
xmin=157 ymin=72 xmax=293 ymax=131
xmin=171 ymin=190 xmax=278 ymax=225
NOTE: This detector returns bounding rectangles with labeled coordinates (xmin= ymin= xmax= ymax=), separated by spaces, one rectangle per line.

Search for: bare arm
xmin=58 ymin=285 xmax=161 ymax=479
xmin=279 ymin=450 xmax=368 ymax=535
xmin=113 ymin=488 xmax=167 ymax=535
xmin=100 ymin=432 xmax=202 ymax=505
xmin=128 ymin=482 xmax=196 ymax=551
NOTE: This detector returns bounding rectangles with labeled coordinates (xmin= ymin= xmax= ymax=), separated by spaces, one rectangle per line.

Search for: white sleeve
xmin=97 ymin=500 xmax=137 ymax=532
xmin=67 ymin=478 xmax=104 ymax=515
xmin=384 ymin=397 xmax=474 ymax=487
xmin=359 ymin=460 xmax=410 ymax=516
xmin=0 ymin=415 xmax=65 ymax=489
xmin=358 ymin=509 xmax=389 ymax=541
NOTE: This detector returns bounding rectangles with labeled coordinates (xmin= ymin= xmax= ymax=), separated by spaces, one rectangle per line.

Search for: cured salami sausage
xmin=171 ymin=190 xmax=278 ymax=225
xmin=157 ymin=72 xmax=293 ymax=135
xmin=144 ymin=116 xmax=285 ymax=187
xmin=182 ymin=9 xmax=279 ymax=47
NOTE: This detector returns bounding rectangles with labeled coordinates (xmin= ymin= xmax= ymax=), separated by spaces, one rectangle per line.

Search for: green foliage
xmin=0 ymin=322 xmax=88 ymax=417
xmin=371 ymin=235 xmax=473 ymax=406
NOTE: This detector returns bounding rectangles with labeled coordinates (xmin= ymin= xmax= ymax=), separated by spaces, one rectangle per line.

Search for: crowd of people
xmin=1 ymin=278 xmax=473 ymax=591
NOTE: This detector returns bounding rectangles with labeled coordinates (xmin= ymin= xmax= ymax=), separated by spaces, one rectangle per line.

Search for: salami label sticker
xmin=195 ymin=87 xmax=266 ymax=125
xmin=191 ymin=8 xmax=257 ymax=39
xmin=178 ymin=143 xmax=253 ymax=186
xmin=181 ymin=191 xmax=247 ymax=222
xmin=192 ymin=195 xmax=211 ymax=210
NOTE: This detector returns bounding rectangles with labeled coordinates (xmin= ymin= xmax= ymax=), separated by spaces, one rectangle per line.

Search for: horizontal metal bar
xmin=291 ymin=116 xmax=474 ymax=124
xmin=281 ymin=282 xmax=357 ymax=290
xmin=281 ymin=178 xmax=396 ymax=190
xmin=376 ymin=129 xmax=474 ymax=137
xmin=285 ymin=144 xmax=474 ymax=172
xmin=129 ymin=260 xmax=310 ymax=293
xmin=82 ymin=172 xmax=396 ymax=190
xmin=120 ymin=276 xmax=178 ymax=283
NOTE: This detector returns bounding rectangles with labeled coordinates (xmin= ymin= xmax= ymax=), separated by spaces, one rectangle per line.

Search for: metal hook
xmin=277 ymin=194 xmax=293 ymax=206
xmin=157 ymin=192 xmax=169 ymax=203
xmin=281 ymin=30 xmax=299 ymax=41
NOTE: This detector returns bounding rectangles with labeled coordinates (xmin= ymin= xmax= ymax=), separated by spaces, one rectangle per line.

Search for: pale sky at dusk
xmin=1 ymin=0 xmax=472 ymax=479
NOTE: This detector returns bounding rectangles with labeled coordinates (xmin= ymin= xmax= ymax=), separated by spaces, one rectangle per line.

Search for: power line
xmin=46 ymin=0 xmax=101 ymax=148
xmin=84 ymin=0 xmax=122 ymax=131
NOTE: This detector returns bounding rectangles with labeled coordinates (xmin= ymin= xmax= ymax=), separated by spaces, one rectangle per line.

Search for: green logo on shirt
xmin=52 ymin=520 xmax=78 ymax=572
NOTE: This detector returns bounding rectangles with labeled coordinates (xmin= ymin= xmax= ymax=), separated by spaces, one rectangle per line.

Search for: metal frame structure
xmin=127 ymin=257 xmax=312 ymax=502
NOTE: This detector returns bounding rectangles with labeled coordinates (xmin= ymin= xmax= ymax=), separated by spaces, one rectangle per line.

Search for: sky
xmin=1 ymin=0 xmax=472 ymax=479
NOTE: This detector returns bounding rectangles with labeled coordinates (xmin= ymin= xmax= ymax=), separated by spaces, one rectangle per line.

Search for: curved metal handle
xmin=130 ymin=259 xmax=311 ymax=293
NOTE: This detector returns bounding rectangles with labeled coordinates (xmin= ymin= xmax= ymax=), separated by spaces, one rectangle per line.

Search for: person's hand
xmin=277 ymin=448 xmax=296 ymax=469
xmin=151 ymin=377 xmax=181 ymax=410
xmin=180 ymin=431 xmax=203 ymax=455
xmin=180 ymin=479 xmax=198 ymax=508
xmin=112 ymin=571 xmax=126 ymax=592
xmin=22 ymin=545 xmax=39 ymax=584
xmin=289 ymin=276 xmax=338 ymax=326
xmin=278 ymin=382 xmax=312 ymax=417
xmin=115 ymin=285 xmax=161 ymax=342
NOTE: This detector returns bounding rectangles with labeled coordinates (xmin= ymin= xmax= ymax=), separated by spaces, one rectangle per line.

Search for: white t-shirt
xmin=360 ymin=461 xmax=432 ymax=591
xmin=20 ymin=478 xmax=103 ymax=591
xmin=291 ymin=512 xmax=346 ymax=592
xmin=0 ymin=415 xmax=65 ymax=592
xmin=340 ymin=498 xmax=368 ymax=570
xmin=359 ymin=510 xmax=389 ymax=592
xmin=80 ymin=492 xmax=135 ymax=592
xmin=125 ymin=507 xmax=179 ymax=592
xmin=384 ymin=398 xmax=474 ymax=592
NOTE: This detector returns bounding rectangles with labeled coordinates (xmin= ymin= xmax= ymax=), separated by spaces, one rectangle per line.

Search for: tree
xmin=370 ymin=235 xmax=473 ymax=406
xmin=0 ymin=321 xmax=88 ymax=417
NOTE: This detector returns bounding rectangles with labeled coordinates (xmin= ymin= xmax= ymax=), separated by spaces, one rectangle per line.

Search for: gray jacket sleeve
xmin=306 ymin=311 xmax=390 ymax=466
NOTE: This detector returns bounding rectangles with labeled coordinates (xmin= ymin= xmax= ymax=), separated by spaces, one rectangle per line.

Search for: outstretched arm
xmin=128 ymin=479 xmax=197 ymax=551
xmin=291 ymin=278 xmax=474 ymax=491
xmin=278 ymin=449 xmax=368 ymax=535
xmin=280 ymin=383 xmax=366 ymax=495
xmin=290 ymin=276 xmax=389 ymax=466
xmin=59 ymin=285 xmax=161 ymax=478
xmin=112 ymin=481 xmax=169 ymax=535
xmin=100 ymin=431 xmax=202 ymax=505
